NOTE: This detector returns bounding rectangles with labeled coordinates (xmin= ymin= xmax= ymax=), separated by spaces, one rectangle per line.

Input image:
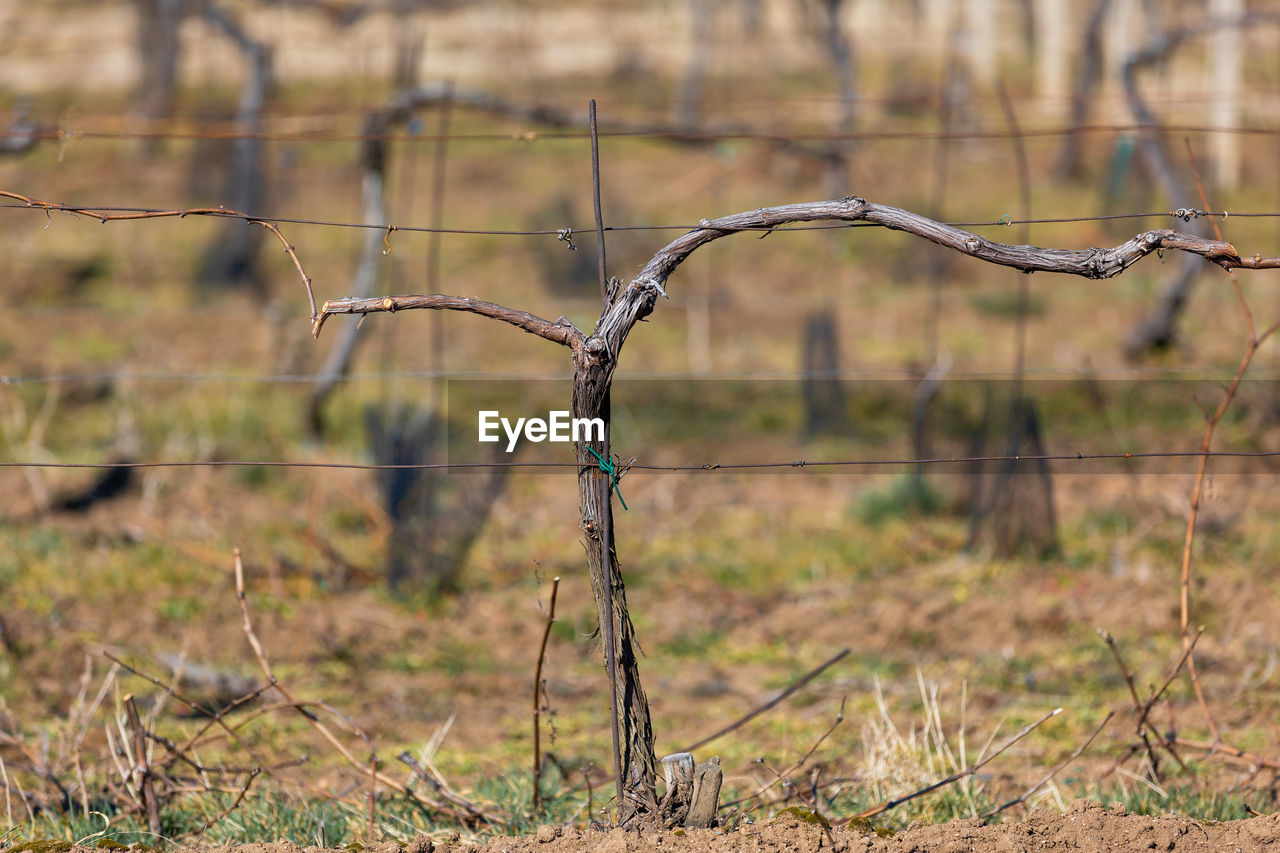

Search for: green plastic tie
xmin=586 ymin=446 xmax=629 ymax=511
xmin=999 ymin=214 xmax=1013 ymax=226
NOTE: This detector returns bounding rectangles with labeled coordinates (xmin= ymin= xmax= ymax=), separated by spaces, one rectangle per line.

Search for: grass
xmin=0 ymin=653 xmax=1273 ymax=846
xmin=1079 ymin=782 xmax=1269 ymax=824
xmin=0 ymin=773 xmax=1269 ymax=848
xmin=1 ymin=442 xmax=1273 ymax=841
xmin=851 ymin=474 xmax=947 ymax=524
xmin=0 ymin=756 xmax=597 ymax=848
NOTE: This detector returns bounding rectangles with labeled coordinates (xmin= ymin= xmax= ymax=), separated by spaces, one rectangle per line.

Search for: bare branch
xmin=382 ymin=82 xmax=577 ymax=131
xmin=194 ymin=767 xmax=259 ymax=836
xmin=1123 ymin=12 xmax=1280 ymax=87
xmin=730 ymin=699 xmax=846 ymax=814
xmin=316 ymin=293 xmax=583 ymax=348
xmin=0 ymin=190 xmax=317 ymax=322
xmin=981 ymin=710 xmax=1114 ymax=819
xmin=595 ymin=196 xmax=1254 ymax=363
xmin=232 ymin=549 xmax=498 ymax=825
xmin=1170 ymin=736 xmax=1280 ymax=771
xmin=531 ymin=575 xmax=560 ymax=813
xmin=642 ymin=199 xmax=1244 ymax=288
xmin=838 ymin=707 xmax=1063 ymax=823
xmin=682 ymin=649 xmax=849 ymax=754
xmin=1055 ymin=0 xmax=1112 ymax=178
xmin=397 ymin=751 xmax=489 ymax=822
xmin=103 ymin=652 xmax=321 ymax=798
xmin=307 ymin=118 xmax=390 ymax=436
xmin=122 ymin=695 xmax=162 ymax=837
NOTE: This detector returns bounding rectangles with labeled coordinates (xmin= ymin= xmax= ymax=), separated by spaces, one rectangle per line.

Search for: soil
xmin=185 ymin=802 xmax=1280 ymax=853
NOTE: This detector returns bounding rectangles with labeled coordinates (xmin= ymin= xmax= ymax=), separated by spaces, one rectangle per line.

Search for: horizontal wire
xmin=3 ymin=449 xmax=1279 ymax=473
xmin=1 ymin=366 xmax=1270 ymax=386
xmin=10 ymin=122 xmax=1280 ymax=145
xmin=649 ymin=449 xmax=1280 ymax=471
xmin=1 ymin=201 xmax=1264 ymax=237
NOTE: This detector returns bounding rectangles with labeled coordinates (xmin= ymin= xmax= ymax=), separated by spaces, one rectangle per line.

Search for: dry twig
xmin=232 ymin=548 xmax=497 ymax=826
xmin=194 ymin=767 xmax=260 ymax=836
xmin=123 ymin=695 xmax=163 ymax=837
xmin=724 ymin=699 xmax=846 ymax=814
xmin=839 ymin=708 xmax=1062 ymax=823
xmin=982 ymin=711 xmax=1114 ymax=819
xmin=1172 ymin=140 xmax=1277 ymax=747
xmin=683 ymin=649 xmax=850 ymax=754
xmin=0 ymin=190 xmax=317 ymax=322
xmin=531 ymin=575 xmax=561 ymax=813
xmin=104 ymin=653 xmax=288 ymax=788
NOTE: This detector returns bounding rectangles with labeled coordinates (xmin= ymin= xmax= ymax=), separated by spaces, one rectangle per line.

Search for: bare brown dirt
xmin=185 ymin=802 xmax=1280 ymax=853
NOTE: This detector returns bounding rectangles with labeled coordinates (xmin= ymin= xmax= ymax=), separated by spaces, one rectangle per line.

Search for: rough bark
xmin=571 ymin=343 xmax=657 ymax=821
xmin=365 ymin=405 xmax=511 ymax=595
xmin=133 ymin=0 xmax=188 ymax=151
xmin=657 ymin=751 xmax=721 ymax=828
xmin=307 ymin=113 xmax=390 ymax=437
xmin=197 ymin=1 xmax=272 ymax=290
xmin=802 ymin=311 xmax=846 ymax=438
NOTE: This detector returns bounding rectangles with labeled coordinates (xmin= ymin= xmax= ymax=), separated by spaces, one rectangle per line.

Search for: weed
xmin=8 ymin=842 xmax=74 ymax=853
xmin=776 ymin=806 xmax=830 ymax=827
xmin=845 ymin=816 xmax=894 ymax=837
xmin=852 ymin=475 xmax=946 ymax=524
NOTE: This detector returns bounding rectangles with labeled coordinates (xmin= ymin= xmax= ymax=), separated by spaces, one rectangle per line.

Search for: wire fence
xmin=4 ymin=191 xmax=1280 ymax=479
xmin=6 ymin=365 xmax=1274 ymax=385
xmin=12 ymin=121 xmax=1280 ymax=145
xmin=2 ymin=199 xmax=1272 ymax=239
xmin=7 ymin=98 xmax=1280 ymax=484
xmin=2 ymin=449 xmax=1280 ymax=473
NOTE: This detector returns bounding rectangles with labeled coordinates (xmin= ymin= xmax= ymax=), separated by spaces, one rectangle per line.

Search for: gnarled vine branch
xmin=309 ymin=193 xmax=1280 ymax=821
xmin=316 ymin=293 xmax=583 ymax=348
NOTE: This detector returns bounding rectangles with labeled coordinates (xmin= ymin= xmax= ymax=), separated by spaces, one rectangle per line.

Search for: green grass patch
xmin=852 ymin=475 xmax=946 ymax=524
xmin=1079 ymin=782 xmax=1265 ymax=822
